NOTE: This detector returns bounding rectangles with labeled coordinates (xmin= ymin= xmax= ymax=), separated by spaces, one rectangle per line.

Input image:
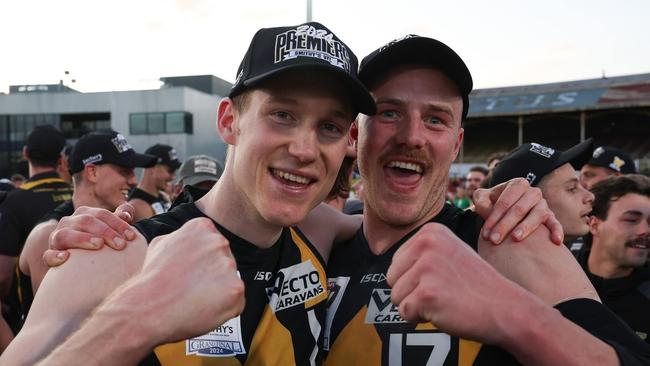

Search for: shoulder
xmin=134 ymin=203 xmax=203 ymax=243
xmin=20 ymin=220 xmax=58 ymax=267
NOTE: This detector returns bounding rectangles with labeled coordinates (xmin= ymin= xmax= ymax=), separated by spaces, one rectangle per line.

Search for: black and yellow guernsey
xmin=134 ymin=201 xmax=328 ymax=366
xmin=324 ymin=203 xmax=650 ymax=366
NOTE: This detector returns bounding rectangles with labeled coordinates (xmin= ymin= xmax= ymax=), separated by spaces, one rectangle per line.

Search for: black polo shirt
xmin=0 ymin=171 xmax=73 ymax=256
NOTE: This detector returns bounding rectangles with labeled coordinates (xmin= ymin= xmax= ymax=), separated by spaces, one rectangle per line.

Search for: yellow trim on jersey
xmin=19 ymin=178 xmax=66 ymax=190
xmin=324 ymin=306 xmax=382 ymax=366
xmin=246 ymin=306 xmax=296 ymax=365
xmin=415 ymin=322 xmax=437 ymax=331
xmin=290 ymin=228 xmax=327 ymax=309
xmin=459 ymin=339 xmax=482 ymax=366
xmin=154 ymin=342 xmax=242 ymax=366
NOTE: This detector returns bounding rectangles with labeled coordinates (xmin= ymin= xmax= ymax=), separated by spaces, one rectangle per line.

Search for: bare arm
xmin=0 ymin=234 xmax=147 ymax=365
xmin=19 ymin=220 xmax=58 ymax=293
xmin=298 ymin=203 xmax=361 ymax=262
xmin=0 ymin=255 xmax=15 ymax=299
xmin=36 ymin=218 xmax=244 ymax=366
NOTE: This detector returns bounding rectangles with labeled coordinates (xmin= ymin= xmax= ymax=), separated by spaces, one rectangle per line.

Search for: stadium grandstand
xmin=457 ymin=72 xmax=650 ymax=175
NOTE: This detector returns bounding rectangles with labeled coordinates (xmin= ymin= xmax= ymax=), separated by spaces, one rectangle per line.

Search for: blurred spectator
xmin=128 ymin=144 xmax=180 ymax=221
xmin=580 ymin=146 xmax=637 ymax=190
xmin=490 ymin=140 xmax=594 ymax=246
xmin=56 ymin=145 xmax=73 ymax=184
xmin=0 ymin=125 xmax=73 ymax=334
xmin=487 ymin=151 xmax=508 ymax=175
xmin=577 ymin=175 xmax=650 ymax=344
xmin=453 ymin=186 xmax=471 ymax=210
xmin=465 ymin=165 xmax=488 ymax=202
xmin=169 ymin=155 xmax=223 ymax=206
xmin=9 ymin=174 xmax=25 ymax=188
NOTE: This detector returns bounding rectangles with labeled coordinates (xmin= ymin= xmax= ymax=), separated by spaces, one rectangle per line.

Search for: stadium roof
xmin=468 ymin=73 xmax=650 ymax=118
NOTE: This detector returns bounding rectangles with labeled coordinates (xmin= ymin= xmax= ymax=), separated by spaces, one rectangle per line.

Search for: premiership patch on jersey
xmin=185 ymin=315 xmax=246 ymax=357
xmin=266 ymin=260 xmax=326 ymax=313
xmin=365 ymin=288 xmax=406 ymax=324
xmin=324 ymin=276 xmax=350 ymax=350
xmin=274 ymin=24 xmax=351 ymax=72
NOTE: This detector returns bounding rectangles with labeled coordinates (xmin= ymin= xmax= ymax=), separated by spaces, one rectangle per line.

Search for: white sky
xmin=1 ymin=0 xmax=649 ymax=94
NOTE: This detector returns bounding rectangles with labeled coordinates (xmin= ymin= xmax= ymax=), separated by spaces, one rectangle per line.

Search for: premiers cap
xmin=490 ymin=139 xmax=593 ymax=187
xmin=587 ymin=146 xmax=637 ymax=174
xmin=25 ymin=125 xmax=66 ymax=162
xmin=69 ymin=131 xmax=157 ymax=174
xmin=229 ymin=22 xmax=376 ymax=115
xmin=145 ymin=144 xmax=182 ymax=170
xmin=359 ymin=35 xmax=473 ymax=120
xmin=178 ymin=155 xmax=223 ymax=186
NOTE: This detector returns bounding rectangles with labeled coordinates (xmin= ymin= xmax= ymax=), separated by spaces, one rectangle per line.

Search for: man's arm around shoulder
xmin=0 ymin=233 xmax=147 ymax=365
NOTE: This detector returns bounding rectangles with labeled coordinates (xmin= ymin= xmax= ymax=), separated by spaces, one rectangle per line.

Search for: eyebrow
xmin=621 ymin=210 xmax=643 ymax=218
xmin=375 ymin=97 xmax=455 ymax=119
xmin=265 ymin=96 xmax=352 ymax=120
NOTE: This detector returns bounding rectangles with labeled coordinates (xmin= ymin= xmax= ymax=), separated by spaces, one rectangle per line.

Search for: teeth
xmin=387 ymin=161 xmax=423 ymax=173
xmin=273 ymin=169 xmax=310 ymax=184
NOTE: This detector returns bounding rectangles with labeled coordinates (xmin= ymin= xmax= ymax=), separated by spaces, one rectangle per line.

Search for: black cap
xmin=359 ymin=35 xmax=473 ymax=120
xmin=69 ymin=131 xmax=157 ymax=174
xmin=25 ymin=125 xmax=66 ymax=162
xmin=145 ymin=144 xmax=182 ymax=170
xmin=490 ymin=139 xmax=594 ymax=187
xmin=586 ymin=146 xmax=637 ymax=174
xmin=228 ymin=22 xmax=376 ymax=115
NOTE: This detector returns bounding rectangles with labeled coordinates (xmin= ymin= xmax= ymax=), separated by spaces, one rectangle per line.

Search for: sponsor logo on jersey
xmin=186 ymin=272 xmax=246 ymax=357
xmin=274 ymin=25 xmax=351 ymax=72
xmin=185 ymin=320 xmax=246 ymax=357
xmin=324 ymin=276 xmax=350 ymax=350
xmin=266 ymin=260 xmax=325 ymax=312
xmin=360 ymin=273 xmax=387 ymax=284
xmin=254 ymin=271 xmax=273 ymax=281
xmin=365 ymin=288 xmax=406 ymax=324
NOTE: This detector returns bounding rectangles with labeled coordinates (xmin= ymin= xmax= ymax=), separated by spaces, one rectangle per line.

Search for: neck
xmin=587 ymin=244 xmax=634 ymax=279
xmin=194 ymin=174 xmax=283 ymax=249
xmin=362 ymin=199 xmax=445 ymax=256
xmin=29 ymin=164 xmax=56 ymax=178
xmin=137 ymin=172 xmax=160 ymax=197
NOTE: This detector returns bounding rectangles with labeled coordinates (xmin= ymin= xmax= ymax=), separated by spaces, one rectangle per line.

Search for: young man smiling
xmin=1 ymin=21 xmax=376 ymax=366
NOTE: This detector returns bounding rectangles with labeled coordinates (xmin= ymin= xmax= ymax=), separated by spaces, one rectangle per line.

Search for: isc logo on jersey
xmin=365 ymin=289 xmax=406 ymax=324
xmin=266 ymin=260 xmax=326 ymax=312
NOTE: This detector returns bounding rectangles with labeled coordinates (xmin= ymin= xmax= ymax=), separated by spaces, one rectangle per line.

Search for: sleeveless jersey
xmin=134 ymin=202 xmax=328 ymax=366
xmin=322 ymin=203 xmax=518 ymax=366
xmin=129 ymin=187 xmax=170 ymax=215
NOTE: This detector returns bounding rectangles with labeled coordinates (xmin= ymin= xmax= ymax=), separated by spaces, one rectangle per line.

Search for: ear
xmin=218 ymin=98 xmax=238 ymax=146
xmin=451 ymin=127 xmax=465 ymax=161
xmin=588 ymin=216 xmax=600 ymax=237
xmin=22 ymin=146 xmax=29 ymax=160
xmin=349 ymin=120 xmax=359 ymax=151
xmin=85 ymin=164 xmax=99 ymax=183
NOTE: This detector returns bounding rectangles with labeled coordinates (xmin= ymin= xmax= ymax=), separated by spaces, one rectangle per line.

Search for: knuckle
xmin=513 ymin=177 xmax=530 ymax=187
xmin=513 ymin=204 xmax=528 ymax=216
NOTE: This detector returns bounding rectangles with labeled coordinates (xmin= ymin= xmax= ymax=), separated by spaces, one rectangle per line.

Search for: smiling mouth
xmin=386 ymin=160 xmax=424 ymax=175
xmin=271 ymin=169 xmax=312 ymax=186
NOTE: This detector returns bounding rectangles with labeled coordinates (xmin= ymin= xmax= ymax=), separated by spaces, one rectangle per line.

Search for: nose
xmin=394 ymin=112 xmax=426 ymax=148
xmin=582 ymin=186 xmax=595 ymax=205
xmin=288 ymin=127 xmax=317 ymax=163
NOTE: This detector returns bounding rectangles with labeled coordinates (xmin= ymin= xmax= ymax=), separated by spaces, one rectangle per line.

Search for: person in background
xmin=128 ymin=144 xmax=180 ymax=221
xmin=169 ymin=154 xmax=223 ymax=203
xmin=580 ymin=145 xmax=637 ymax=190
xmin=56 ymin=145 xmax=73 ymax=184
xmin=0 ymin=125 xmax=72 ymax=334
xmin=577 ymin=175 xmax=650 ymax=345
xmin=9 ymin=174 xmax=25 ymax=188
xmin=465 ymin=165 xmax=488 ymax=203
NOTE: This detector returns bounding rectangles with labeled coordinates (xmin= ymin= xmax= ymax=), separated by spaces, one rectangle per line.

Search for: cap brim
xmin=554 ymin=138 xmax=593 ymax=171
xmin=239 ymin=63 xmax=377 ymax=116
xmin=122 ymin=152 xmax=157 ymax=169
xmin=182 ymin=174 xmax=220 ymax=186
xmin=359 ymin=37 xmax=472 ymax=119
xmin=165 ymin=160 xmax=182 ymax=171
